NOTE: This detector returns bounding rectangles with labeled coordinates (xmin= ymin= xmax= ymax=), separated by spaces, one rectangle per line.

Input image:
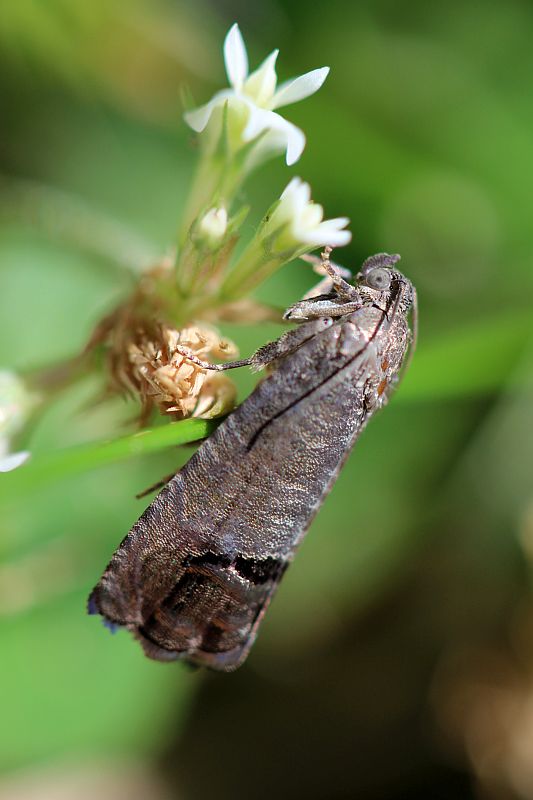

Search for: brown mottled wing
xmin=89 ymin=319 xmax=379 ymax=670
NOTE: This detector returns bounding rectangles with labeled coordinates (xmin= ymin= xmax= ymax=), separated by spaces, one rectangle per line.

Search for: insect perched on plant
xmin=88 ymin=249 xmax=417 ymax=671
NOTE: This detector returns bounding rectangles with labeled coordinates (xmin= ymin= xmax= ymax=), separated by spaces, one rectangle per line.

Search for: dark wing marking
xmin=131 ymin=553 xmax=288 ymax=670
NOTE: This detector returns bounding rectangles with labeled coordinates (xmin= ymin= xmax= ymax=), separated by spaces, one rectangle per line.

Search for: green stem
xmin=219 ymin=241 xmax=273 ymax=299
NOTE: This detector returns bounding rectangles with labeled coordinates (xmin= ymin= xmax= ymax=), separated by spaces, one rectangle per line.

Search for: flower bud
xmin=197 ymin=207 xmax=228 ymax=249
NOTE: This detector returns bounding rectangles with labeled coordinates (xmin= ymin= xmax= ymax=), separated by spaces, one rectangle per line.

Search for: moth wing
xmin=89 ymin=320 xmax=376 ymax=670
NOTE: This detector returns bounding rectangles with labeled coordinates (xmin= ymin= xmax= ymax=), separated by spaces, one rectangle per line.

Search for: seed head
xmin=121 ymin=323 xmax=237 ymax=423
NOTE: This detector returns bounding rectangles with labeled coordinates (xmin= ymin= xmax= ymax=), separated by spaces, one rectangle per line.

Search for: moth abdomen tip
xmin=102 ymin=618 xmax=121 ymax=635
xmin=87 ymin=589 xmax=122 ymax=634
xmin=87 ymin=592 xmax=99 ymax=616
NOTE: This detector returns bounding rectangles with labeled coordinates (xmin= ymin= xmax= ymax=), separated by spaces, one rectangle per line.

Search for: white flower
xmin=184 ymin=23 xmax=329 ymax=166
xmin=266 ymin=178 xmax=351 ymax=249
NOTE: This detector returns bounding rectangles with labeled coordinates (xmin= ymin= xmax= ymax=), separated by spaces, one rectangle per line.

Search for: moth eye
xmin=365 ymin=267 xmax=392 ymax=291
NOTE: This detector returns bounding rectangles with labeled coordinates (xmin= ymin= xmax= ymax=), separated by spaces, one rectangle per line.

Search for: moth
xmin=89 ymin=249 xmax=417 ymax=670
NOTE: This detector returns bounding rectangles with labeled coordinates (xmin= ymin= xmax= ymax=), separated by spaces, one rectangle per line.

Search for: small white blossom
xmin=197 ymin=207 xmax=228 ymax=248
xmin=0 ymin=448 xmax=30 ymax=472
xmin=266 ymin=178 xmax=351 ymax=250
xmin=0 ymin=370 xmax=35 ymax=472
xmin=184 ymin=24 xmax=329 ymax=166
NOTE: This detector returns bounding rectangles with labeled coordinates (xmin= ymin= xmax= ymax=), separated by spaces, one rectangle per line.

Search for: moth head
xmin=358 ymin=253 xmax=401 ymax=294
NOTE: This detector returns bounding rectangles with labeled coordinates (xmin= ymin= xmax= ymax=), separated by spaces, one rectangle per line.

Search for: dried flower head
xmin=121 ymin=322 xmax=238 ymax=423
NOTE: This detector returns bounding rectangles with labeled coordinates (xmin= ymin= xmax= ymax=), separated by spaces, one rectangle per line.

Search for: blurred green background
xmin=1 ymin=1 xmax=532 ymax=798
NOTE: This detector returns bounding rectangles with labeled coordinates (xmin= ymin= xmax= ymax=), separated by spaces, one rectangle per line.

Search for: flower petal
xmin=284 ymin=123 xmax=306 ymax=165
xmin=243 ymin=107 xmax=306 ymax=165
xmin=244 ymin=49 xmax=279 ymax=106
xmin=0 ymin=450 xmax=30 ymax=472
xmin=272 ymin=67 xmax=330 ymax=109
xmin=321 ymin=216 xmax=351 ymax=229
xmin=183 ymin=90 xmax=233 ymax=132
xmin=300 ymin=203 xmax=324 ymax=229
xmin=183 ymin=99 xmax=217 ymax=133
xmin=311 ymin=218 xmax=352 ymax=247
xmin=281 ymin=176 xmax=310 ymax=204
xmin=280 ymin=178 xmax=311 ymax=222
xmin=224 ymin=23 xmax=248 ymax=90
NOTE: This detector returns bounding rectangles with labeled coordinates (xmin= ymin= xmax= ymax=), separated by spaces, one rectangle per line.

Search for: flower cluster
xmin=177 ymin=23 xmax=351 ymax=298
xmin=3 ymin=23 xmax=353 ymax=470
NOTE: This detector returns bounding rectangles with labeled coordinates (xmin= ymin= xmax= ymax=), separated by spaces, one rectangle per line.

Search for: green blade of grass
xmin=0 ymin=417 xmax=222 ymax=502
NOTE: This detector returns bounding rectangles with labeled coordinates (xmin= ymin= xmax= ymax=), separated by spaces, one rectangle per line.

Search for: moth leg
xmin=175 ymin=319 xmax=332 ymax=374
xmin=301 ymin=250 xmax=352 ymax=299
xmin=172 ymin=346 xmax=253 ymax=371
xmin=320 ymin=246 xmax=359 ymax=300
xmin=249 ymin=318 xmax=333 ymax=371
xmin=301 ymin=250 xmax=352 ymax=279
xmin=136 ymin=472 xmax=176 ymax=499
xmin=286 ymin=248 xmax=362 ymax=320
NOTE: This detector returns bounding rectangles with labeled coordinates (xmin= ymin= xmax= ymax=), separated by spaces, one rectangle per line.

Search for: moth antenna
xmin=404 ymin=286 xmax=418 ymax=373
